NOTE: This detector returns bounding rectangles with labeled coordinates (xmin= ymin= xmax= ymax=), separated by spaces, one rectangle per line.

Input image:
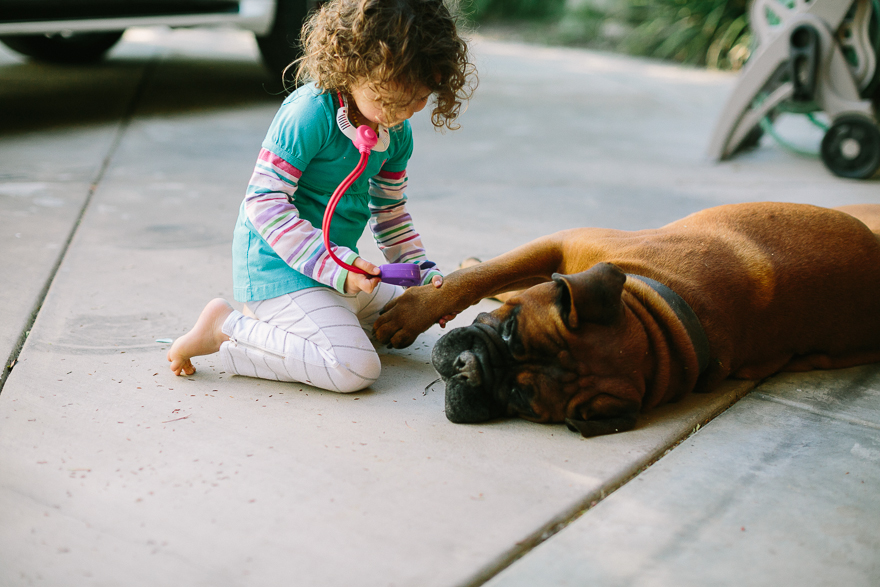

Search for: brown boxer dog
xmin=373 ymin=202 xmax=880 ymax=436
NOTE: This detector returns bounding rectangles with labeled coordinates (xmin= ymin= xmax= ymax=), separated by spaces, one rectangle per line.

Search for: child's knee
xmin=328 ymin=349 xmax=382 ymax=393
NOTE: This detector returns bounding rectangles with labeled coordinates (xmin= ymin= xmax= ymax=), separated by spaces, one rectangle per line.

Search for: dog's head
xmin=433 ymin=263 xmax=650 ymax=437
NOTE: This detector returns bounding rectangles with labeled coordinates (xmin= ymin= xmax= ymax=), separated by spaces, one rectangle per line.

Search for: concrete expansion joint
xmin=0 ymin=56 xmax=156 ymax=398
xmin=751 ymin=391 xmax=880 ymax=430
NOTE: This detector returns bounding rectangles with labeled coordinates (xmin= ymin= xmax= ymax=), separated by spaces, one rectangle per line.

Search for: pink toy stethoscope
xmin=321 ymin=93 xmax=422 ymax=287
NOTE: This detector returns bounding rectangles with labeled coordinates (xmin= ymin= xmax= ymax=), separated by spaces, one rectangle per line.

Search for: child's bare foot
xmin=458 ymin=257 xmax=482 ymax=270
xmin=167 ymin=298 xmax=234 ymax=376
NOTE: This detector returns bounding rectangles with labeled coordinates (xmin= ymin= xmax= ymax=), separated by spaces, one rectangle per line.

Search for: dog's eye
xmin=500 ymin=312 xmax=525 ymax=357
xmin=500 ymin=316 xmax=514 ymax=342
xmin=509 ymin=386 xmax=525 ymax=406
xmin=508 ymin=386 xmax=537 ymax=417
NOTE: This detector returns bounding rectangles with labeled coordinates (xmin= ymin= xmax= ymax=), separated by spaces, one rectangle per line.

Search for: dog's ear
xmin=552 ymin=263 xmax=626 ymax=330
xmin=564 ymin=394 xmax=640 ymax=438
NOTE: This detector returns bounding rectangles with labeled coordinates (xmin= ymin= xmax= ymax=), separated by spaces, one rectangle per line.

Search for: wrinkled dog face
xmin=432 ymin=263 xmax=649 ymax=437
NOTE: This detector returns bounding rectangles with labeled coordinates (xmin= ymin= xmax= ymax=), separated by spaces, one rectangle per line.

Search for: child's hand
xmin=345 ymin=257 xmax=381 ymax=294
xmin=431 ymin=274 xmax=457 ymax=327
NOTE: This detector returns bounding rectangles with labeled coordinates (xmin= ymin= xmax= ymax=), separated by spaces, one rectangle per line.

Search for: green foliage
xmin=621 ymin=0 xmax=752 ymax=69
xmin=460 ymin=0 xmax=567 ymax=22
xmin=463 ymin=0 xmax=754 ymax=70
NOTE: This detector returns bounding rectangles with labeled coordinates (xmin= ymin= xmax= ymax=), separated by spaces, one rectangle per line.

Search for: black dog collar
xmin=627 ymin=274 xmax=711 ymax=374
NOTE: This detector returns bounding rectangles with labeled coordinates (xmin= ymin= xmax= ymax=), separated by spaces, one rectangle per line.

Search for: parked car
xmin=0 ymin=0 xmax=317 ymax=76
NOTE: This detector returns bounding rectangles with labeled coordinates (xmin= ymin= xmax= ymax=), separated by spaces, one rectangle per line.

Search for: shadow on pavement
xmin=0 ymin=57 xmax=286 ymax=135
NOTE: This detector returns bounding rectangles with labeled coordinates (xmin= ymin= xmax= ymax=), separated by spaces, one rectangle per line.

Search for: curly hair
xmin=293 ymin=0 xmax=477 ymax=130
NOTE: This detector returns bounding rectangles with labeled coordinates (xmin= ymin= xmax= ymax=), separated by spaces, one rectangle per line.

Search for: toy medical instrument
xmin=321 ymin=94 xmax=422 ymax=287
xmin=708 ymin=0 xmax=880 ymax=179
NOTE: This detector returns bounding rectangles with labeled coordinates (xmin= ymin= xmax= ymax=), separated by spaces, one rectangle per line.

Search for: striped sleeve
xmin=368 ymin=168 xmax=442 ymax=286
xmin=245 ymin=148 xmax=358 ymax=293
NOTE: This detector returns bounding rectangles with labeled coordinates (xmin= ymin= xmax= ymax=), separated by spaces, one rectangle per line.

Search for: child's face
xmin=350 ymin=81 xmax=431 ymax=128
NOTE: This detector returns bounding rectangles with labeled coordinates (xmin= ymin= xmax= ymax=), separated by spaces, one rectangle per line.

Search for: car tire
xmin=256 ymin=0 xmax=313 ymax=87
xmin=0 ymin=31 xmax=124 ymax=64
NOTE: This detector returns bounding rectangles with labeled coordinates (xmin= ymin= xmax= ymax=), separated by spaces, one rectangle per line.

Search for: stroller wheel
xmin=820 ymin=115 xmax=880 ymax=179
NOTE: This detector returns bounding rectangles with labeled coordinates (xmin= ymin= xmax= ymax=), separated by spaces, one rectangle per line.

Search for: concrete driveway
xmin=1 ymin=27 xmax=878 ymax=587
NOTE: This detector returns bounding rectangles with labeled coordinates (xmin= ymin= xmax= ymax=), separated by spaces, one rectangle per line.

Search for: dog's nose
xmin=453 ymin=350 xmax=482 ymax=387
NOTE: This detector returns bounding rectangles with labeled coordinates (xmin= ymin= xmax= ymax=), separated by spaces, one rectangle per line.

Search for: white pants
xmin=219 ymin=283 xmax=402 ymax=393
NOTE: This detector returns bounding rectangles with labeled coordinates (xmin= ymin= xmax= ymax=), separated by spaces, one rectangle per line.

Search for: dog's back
xmin=686 ymin=203 xmax=880 ymax=382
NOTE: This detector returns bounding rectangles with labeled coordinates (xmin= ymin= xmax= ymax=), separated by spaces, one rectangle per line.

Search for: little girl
xmin=167 ymin=0 xmax=476 ymax=392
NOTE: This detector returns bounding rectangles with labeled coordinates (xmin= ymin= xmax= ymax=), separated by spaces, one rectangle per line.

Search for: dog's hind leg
xmin=731 ymin=353 xmax=796 ymax=380
xmin=781 ymin=349 xmax=880 ymax=372
xmin=835 ymin=204 xmax=880 ymax=235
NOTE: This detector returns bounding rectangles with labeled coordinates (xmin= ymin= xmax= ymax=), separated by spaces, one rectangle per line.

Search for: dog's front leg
xmin=374 ymin=234 xmax=567 ymax=348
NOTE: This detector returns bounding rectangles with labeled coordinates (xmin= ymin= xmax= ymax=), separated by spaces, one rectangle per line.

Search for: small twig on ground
xmin=424 ymin=378 xmax=442 ymax=396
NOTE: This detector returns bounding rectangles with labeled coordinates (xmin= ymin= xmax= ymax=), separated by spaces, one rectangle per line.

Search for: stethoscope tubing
xmin=321 ymin=91 xmax=420 ymax=287
xmin=321 ymin=149 xmax=372 ymax=276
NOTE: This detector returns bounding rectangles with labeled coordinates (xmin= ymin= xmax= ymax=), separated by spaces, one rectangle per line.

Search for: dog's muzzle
xmin=432 ymin=321 xmax=513 ymax=423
